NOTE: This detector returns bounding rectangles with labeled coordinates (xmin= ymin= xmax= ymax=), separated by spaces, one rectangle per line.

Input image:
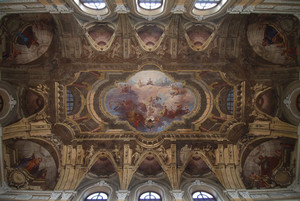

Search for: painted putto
xmin=105 ymin=71 xmax=195 ymax=132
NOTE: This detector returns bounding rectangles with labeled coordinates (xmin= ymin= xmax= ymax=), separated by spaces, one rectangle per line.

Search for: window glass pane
xmin=192 ymin=191 xmax=216 ymax=201
xmin=66 ymin=89 xmax=74 ymax=115
xmin=194 ymin=0 xmax=221 ymax=10
xmin=0 ymin=95 xmax=3 ymax=112
xmin=139 ymin=0 xmax=162 ymax=10
xmin=86 ymin=192 xmax=108 ymax=201
xmin=193 ymin=192 xmax=200 ymax=198
xmin=80 ymin=0 xmax=106 ymax=10
xmin=139 ymin=192 xmax=161 ymax=200
xmin=151 ymin=192 xmax=160 ymax=198
xmin=297 ymin=94 xmax=300 ymax=112
xmin=226 ymin=89 xmax=234 ymax=114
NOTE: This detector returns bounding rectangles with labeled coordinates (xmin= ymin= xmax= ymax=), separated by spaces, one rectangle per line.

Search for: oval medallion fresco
xmin=13 ymin=22 xmax=53 ymax=64
xmin=105 ymin=71 xmax=196 ymax=132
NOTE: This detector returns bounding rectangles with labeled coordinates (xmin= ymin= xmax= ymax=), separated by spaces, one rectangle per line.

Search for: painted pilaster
xmin=0 ymin=125 xmax=11 ymax=194
xmin=288 ymin=123 xmax=300 ymax=192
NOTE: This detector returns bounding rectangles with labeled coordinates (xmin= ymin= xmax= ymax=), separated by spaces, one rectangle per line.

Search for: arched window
xmin=192 ymin=191 xmax=216 ymax=201
xmin=194 ymin=0 xmax=221 ymax=10
xmin=0 ymin=95 xmax=3 ymax=112
xmin=139 ymin=191 xmax=162 ymax=201
xmin=297 ymin=94 xmax=300 ymax=112
xmin=85 ymin=192 xmax=108 ymax=201
xmin=66 ymin=89 xmax=74 ymax=115
xmin=226 ymin=89 xmax=234 ymax=114
xmin=138 ymin=0 xmax=162 ymax=10
xmin=80 ymin=0 xmax=106 ymax=10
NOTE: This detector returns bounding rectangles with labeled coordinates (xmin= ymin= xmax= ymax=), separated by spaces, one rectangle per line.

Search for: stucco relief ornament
xmin=112 ymin=145 xmax=121 ymax=163
xmin=132 ymin=144 xmax=143 ymax=164
xmin=9 ymin=169 xmax=28 ymax=189
xmin=116 ymin=190 xmax=130 ymax=200
xmin=192 ymin=180 xmax=204 ymax=185
xmin=239 ymin=191 xmax=251 ymax=199
xmin=283 ymin=94 xmax=292 ymax=110
xmin=171 ymin=5 xmax=186 ymax=14
xmin=170 ymin=190 xmax=184 ymax=199
xmin=8 ymin=95 xmax=17 ymax=111
xmin=203 ymin=144 xmax=215 ymax=163
xmin=157 ymin=145 xmax=168 ymax=162
xmin=50 ymin=192 xmax=61 ymax=200
xmin=180 ymin=144 xmax=192 ymax=164
xmin=61 ymin=192 xmax=74 ymax=200
xmin=115 ymin=4 xmax=129 ymax=14
xmin=33 ymin=111 xmax=50 ymax=122
xmin=85 ymin=145 xmax=95 ymax=165
xmin=226 ymin=191 xmax=240 ymax=199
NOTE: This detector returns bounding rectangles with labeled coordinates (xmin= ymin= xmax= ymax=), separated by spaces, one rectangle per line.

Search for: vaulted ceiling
xmin=0 ymin=0 xmax=299 ymax=200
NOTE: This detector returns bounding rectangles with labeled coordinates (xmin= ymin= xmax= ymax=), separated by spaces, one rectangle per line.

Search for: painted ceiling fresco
xmin=66 ymin=67 xmax=237 ymax=135
xmin=247 ymin=15 xmax=298 ymax=65
xmin=5 ymin=140 xmax=57 ymax=190
xmin=105 ymin=71 xmax=195 ymax=132
xmin=243 ymin=138 xmax=295 ymax=189
xmin=0 ymin=11 xmax=299 ymax=198
xmin=1 ymin=15 xmax=54 ymax=65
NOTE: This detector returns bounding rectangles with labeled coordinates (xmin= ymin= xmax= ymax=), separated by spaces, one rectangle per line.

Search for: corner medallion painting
xmin=105 ymin=71 xmax=195 ymax=132
xmin=243 ymin=139 xmax=295 ymax=189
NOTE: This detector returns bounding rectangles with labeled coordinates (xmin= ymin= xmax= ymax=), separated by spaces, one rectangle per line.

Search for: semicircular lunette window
xmin=0 ymin=95 xmax=3 ymax=112
xmin=66 ymin=89 xmax=74 ymax=115
xmin=297 ymin=94 xmax=300 ymax=112
xmin=80 ymin=0 xmax=106 ymax=9
xmin=194 ymin=0 xmax=221 ymax=10
xmin=139 ymin=192 xmax=162 ymax=201
xmin=192 ymin=191 xmax=216 ymax=201
xmin=138 ymin=0 xmax=162 ymax=10
xmin=226 ymin=89 xmax=234 ymax=115
xmin=105 ymin=71 xmax=196 ymax=133
xmin=86 ymin=192 xmax=108 ymax=201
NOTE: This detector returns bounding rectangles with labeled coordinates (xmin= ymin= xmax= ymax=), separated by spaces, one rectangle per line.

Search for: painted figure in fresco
xmin=112 ymin=145 xmax=121 ymax=163
xmin=147 ymin=78 xmax=154 ymax=85
xmin=106 ymin=71 xmax=195 ymax=132
xmin=85 ymin=145 xmax=95 ymax=165
xmin=180 ymin=144 xmax=192 ymax=164
xmin=17 ymin=153 xmax=46 ymax=179
xmin=16 ymin=26 xmax=39 ymax=48
xmin=157 ymin=145 xmax=168 ymax=161
xmin=254 ymin=154 xmax=280 ymax=177
xmin=132 ymin=145 xmax=143 ymax=164
xmin=262 ymin=25 xmax=284 ymax=47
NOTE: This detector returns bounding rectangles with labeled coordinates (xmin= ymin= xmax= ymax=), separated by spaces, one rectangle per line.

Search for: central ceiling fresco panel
xmin=66 ymin=66 xmax=237 ymax=135
xmin=105 ymin=70 xmax=196 ymax=132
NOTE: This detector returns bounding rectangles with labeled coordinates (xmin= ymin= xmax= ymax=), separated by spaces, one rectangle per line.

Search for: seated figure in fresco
xmin=262 ymin=25 xmax=284 ymax=47
xmin=254 ymin=153 xmax=281 ymax=178
xmin=16 ymin=25 xmax=39 ymax=48
xmin=17 ymin=153 xmax=45 ymax=178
